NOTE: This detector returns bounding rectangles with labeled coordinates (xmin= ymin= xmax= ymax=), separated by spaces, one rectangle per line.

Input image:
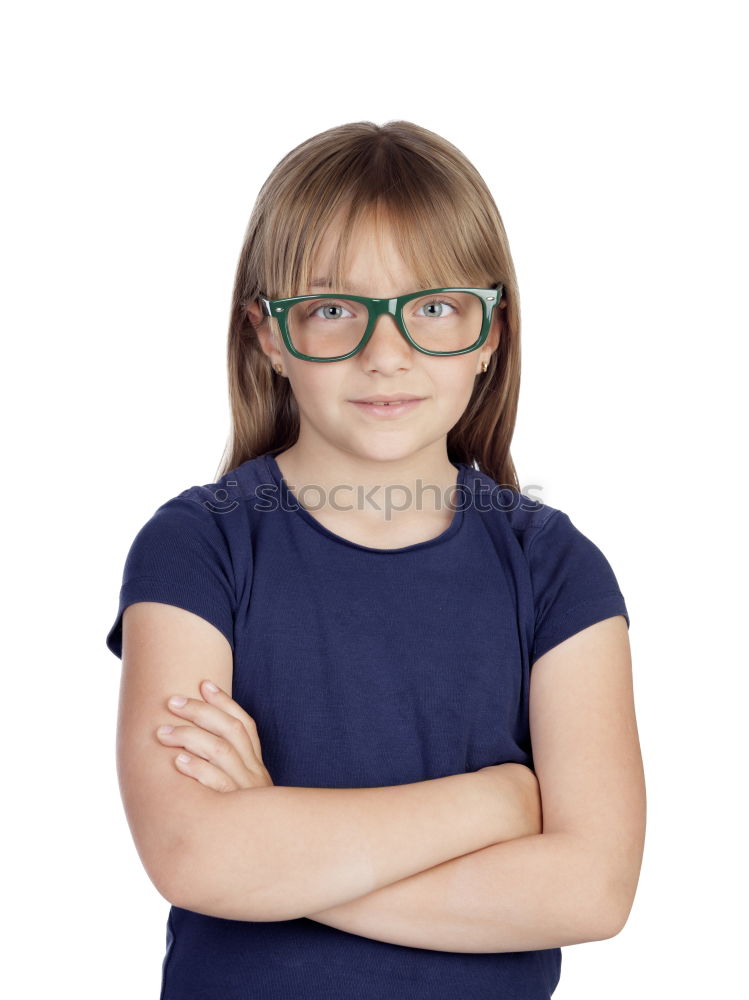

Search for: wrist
xmin=473 ymin=763 xmax=540 ymax=842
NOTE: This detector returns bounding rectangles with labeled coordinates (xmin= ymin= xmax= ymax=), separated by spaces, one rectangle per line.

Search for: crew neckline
xmin=262 ymin=451 xmax=468 ymax=554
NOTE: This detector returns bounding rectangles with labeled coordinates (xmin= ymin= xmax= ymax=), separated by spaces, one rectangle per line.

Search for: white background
xmin=3 ymin=0 xmax=746 ymax=996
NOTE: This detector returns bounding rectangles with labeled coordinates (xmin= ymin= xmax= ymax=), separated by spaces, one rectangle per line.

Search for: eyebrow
xmin=309 ymin=277 xmax=364 ymax=292
xmin=309 ymin=277 xmax=428 ymax=297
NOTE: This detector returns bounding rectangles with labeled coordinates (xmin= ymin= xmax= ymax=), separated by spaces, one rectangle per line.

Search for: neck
xmin=271 ymin=442 xmax=460 ymax=520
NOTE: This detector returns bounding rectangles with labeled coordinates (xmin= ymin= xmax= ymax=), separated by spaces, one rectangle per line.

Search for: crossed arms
xmin=119 ymin=604 xmax=645 ymax=954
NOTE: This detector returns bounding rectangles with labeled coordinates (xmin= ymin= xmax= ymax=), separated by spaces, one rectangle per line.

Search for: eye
xmin=307 ymin=300 xmax=357 ymax=320
xmin=414 ymin=298 xmax=458 ymax=319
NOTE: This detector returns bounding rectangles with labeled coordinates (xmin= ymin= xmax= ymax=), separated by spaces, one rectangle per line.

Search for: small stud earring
xmin=481 ymin=361 xmax=488 ymax=374
xmin=273 ymin=363 xmax=284 ymax=376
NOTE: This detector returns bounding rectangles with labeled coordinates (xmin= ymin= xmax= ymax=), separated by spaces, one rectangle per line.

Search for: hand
xmin=155 ymin=679 xmax=274 ymax=792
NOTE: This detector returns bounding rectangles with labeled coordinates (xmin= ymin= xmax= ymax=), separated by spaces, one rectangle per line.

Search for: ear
xmin=245 ymin=298 xmax=265 ymax=330
xmin=488 ymin=308 xmax=502 ymax=352
xmin=246 ymin=298 xmax=285 ymax=370
xmin=476 ymin=309 xmax=502 ymax=373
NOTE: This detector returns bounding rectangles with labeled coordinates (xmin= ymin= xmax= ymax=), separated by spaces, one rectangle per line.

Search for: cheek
xmin=429 ymin=364 xmax=477 ymax=405
xmin=289 ymin=368 xmax=346 ymax=408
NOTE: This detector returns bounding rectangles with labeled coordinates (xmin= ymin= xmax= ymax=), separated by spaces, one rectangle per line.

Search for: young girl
xmin=106 ymin=120 xmax=645 ymax=999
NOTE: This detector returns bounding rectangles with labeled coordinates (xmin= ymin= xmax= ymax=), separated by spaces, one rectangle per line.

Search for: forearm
xmin=173 ymin=768 xmax=526 ymax=921
xmin=306 ymin=832 xmax=616 ymax=952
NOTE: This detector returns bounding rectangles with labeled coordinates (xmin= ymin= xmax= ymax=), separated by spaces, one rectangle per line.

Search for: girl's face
xmin=250 ymin=218 xmax=500 ymax=470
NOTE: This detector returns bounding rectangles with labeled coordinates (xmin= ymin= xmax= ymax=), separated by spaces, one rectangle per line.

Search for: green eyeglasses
xmin=259 ymin=284 xmax=503 ymax=362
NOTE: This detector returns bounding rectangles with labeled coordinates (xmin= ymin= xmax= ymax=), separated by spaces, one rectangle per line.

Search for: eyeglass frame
xmin=258 ymin=284 xmax=504 ymax=362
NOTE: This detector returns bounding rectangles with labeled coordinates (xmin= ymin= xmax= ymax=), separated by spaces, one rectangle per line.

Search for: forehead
xmin=292 ymin=200 xmax=481 ymax=299
xmin=309 ymin=215 xmax=410 ymax=292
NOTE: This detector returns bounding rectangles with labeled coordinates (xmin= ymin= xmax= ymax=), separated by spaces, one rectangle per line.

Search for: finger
xmin=173 ymin=751 xmax=238 ymax=793
xmin=166 ymin=693 xmax=260 ymax=770
xmin=198 ymin=680 xmax=266 ymax=764
xmin=156 ymin=722 xmax=257 ymax=790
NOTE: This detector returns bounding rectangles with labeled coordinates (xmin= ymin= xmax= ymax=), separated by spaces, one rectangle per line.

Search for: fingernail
xmin=204 ymin=681 xmax=219 ymax=693
xmin=177 ymin=753 xmax=191 ymax=764
xmin=157 ymin=725 xmax=173 ymax=735
xmin=169 ymin=695 xmax=187 ymax=707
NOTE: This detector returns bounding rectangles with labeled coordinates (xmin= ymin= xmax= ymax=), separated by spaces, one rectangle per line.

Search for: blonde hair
xmin=216 ymin=120 xmax=521 ymax=489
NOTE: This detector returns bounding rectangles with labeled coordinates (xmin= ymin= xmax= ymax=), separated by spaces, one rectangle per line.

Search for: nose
xmin=357 ymin=311 xmax=412 ymax=369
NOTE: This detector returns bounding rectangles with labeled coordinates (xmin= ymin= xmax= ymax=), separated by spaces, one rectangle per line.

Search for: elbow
xmin=597 ymin=842 xmax=645 ymax=939
xmin=588 ymin=900 xmax=627 ymax=942
xmin=159 ymin=853 xmax=196 ymax=912
xmin=163 ymin=859 xmax=281 ymax=922
xmin=156 ymin=799 xmax=269 ymax=921
xmin=123 ymin=808 xmax=197 ymax=910
xmin=596 ymin=884 xmax=639 ymax=940
xmin=591 ymin=897 xmax=633 ymax=941
xmin=568 ymin=829 xmax=644 ymax=942
xmin=588 ymin=867 xmax=640 ymax=941
xmin=142 ymin=828 xmax=197 ymax=911
xmin=156 ymin=831 xmax=231 ymax=916
xmin=152 ymin=788 xmax=306 ymax=922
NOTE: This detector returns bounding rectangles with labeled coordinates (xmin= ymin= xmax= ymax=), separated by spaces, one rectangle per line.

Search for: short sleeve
xmin=105 ymin=493 xmax=237 ymax=660
xmin=528 ymin=509 xmax=629 ymax=665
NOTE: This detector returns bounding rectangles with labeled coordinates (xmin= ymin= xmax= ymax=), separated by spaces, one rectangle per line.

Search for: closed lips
xmin=352 ymin=395 xmax=425 ymax=404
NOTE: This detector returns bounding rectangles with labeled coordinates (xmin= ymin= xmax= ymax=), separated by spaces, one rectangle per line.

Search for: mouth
xmin=350 ymin=398 xmax=425 ymax=418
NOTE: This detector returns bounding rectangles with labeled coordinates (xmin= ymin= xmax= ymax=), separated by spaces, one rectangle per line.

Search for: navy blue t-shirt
xmin=106 ymin=451 xmax=629 ymax=1000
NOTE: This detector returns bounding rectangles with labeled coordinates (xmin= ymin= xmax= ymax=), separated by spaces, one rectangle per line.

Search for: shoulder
xmin=105 ymin=464 xmax=262 ymax=660
xmin=152 ymin=455 xmax=276 ymax=539
xmin=460 ymin=462 xmax=561 ymax=553
xmin=461 ymin=463 xmax=617 ymax=556
xmin=121 ymin=462 xmax=264 ymax=590
xmin=461 ymin=465 xmax=629 ymax=650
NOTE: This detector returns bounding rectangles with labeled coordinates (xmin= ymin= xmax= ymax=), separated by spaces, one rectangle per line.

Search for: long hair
xmin=215 ymin=120 xmax=521 ymax=490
